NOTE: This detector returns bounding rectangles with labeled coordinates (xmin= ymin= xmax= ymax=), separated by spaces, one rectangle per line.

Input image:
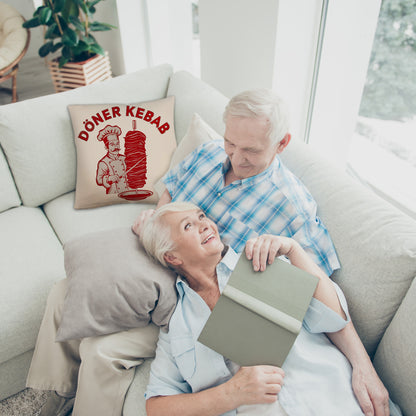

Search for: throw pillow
xmin=68 ymin=96 xmax=176 ymax=209
xmin=154 ymin=113 xmax=222 ymax=196
xmin=56 ymin=227 xmax=178 ymax=342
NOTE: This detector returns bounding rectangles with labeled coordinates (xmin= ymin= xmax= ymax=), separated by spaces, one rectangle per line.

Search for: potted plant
xmin=23 ymin=0 xmax=116 ymax=92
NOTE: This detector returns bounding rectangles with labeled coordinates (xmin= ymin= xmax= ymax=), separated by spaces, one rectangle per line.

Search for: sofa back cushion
xmin=0 ymin=145 xmax=20 ymax=212
xmin=0 ymin=64 xmax=173 ymax=207
xmin=373 ymin=277 xmax=416 ymax=416
xmin=167 ymin=70 xmax=229 ymax=143
xmin=280 ymin=140 xmax=416 ymax=357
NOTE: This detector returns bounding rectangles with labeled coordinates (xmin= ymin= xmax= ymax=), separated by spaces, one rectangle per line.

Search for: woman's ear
xmin=164 ymin=252 xmax=183 ymax=266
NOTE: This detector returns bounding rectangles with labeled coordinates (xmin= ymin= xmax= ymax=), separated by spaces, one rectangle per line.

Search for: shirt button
xmin=217 ymin=192 xmax=222 ymax=197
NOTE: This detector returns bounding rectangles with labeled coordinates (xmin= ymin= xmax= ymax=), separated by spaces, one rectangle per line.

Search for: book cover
xmin=198 ymin=255 xmax=319 ymax=367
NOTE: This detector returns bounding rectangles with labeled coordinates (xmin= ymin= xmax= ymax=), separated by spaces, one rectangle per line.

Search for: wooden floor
xmin=0 ymin=56 xmax=55 ymax=106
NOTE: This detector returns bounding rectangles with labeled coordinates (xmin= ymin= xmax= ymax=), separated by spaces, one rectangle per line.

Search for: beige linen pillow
xmin=56 ymin=227 xmax=177 ymax=342
xmin=68 ymin=97 xmax=176 ymax=209
xmin=154 ymin=113 xmax=222 ymax=196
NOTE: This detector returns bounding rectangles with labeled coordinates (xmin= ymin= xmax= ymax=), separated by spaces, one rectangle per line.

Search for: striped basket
xmin=47 ymin=51 xmax=112 ymax=93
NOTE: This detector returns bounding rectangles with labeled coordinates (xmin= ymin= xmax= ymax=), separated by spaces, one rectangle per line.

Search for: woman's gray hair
xmin=223 ymin=89 xmax=290 ymax=146
xmin=139 ymin=201 xmax=200 ymax=267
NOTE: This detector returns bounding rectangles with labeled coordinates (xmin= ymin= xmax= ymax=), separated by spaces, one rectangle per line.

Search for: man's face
xmin=107 ymin=134 xmax=120 ymax=153
xmin=224 ymin=116 xmax=279 ymax=179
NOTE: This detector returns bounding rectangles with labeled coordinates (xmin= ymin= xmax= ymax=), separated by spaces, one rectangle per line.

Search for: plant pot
xmin=47 ymin=52 xmax=112 ymax=93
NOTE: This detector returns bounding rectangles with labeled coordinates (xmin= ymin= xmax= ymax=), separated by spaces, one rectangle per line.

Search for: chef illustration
xmin=96 ymin=125 xmax=129 ymax=194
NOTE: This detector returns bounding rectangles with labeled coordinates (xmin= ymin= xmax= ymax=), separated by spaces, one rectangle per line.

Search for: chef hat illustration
xmin=97 ymin=125 xmax=122 ymax=143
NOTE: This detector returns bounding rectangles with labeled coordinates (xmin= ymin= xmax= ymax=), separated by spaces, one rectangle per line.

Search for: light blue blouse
xmin=145 ymin=248 xmax=399 ymax=415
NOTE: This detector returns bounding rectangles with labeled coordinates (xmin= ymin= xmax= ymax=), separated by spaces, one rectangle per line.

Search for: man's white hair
xmin=140 ymin=201 xmax=200 ymax=267
xmin=223 ymin=89 xmax=290 ymax=145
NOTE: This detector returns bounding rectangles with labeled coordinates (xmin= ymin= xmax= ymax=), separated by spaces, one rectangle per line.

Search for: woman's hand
xmin=132 ymin=209 xmax=156 ymax=236
xmin=225 ymin=365 xmax=285 ymax=407
xmin=245 ymin=235 xmax=297 ymax=271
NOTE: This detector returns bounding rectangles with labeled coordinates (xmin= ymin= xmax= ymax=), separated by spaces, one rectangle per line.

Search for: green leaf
xmin=59 ymin=55 xmax=69 ymax=68
xmin=76 ymin=40 xmax=90 ymax=52
xmin=61 ymin=45 xmax=72 ymax=59
xmin=74 ymin=0 xmax=88 ymax=14
xmin=57 ymin=15 xmax=68 ymax=32
xmin=22 ymin=17 xmax=41 ymax=28
xmin=51 ymin=42 xmax=63 ymax=53
xmin=89 ymin=43 xmax=105 ymax=56
xmin=53 ymin=0 xmax=65 ymax=13
xmin=39 ymin=7 xmax=53 ymax=24
xmin=62 ymin=28 xmax=79 ymax=46
xmin=62 ymin=0 xmax=80 ymax=21
xmin=69 ymin=16 xmax=85 ymax=32
xmin=89 ymin=22 xmax=115 ymax=31
xmin=38 ymin=41 xmax=54 ymax=57
xmin=44 ymin=23 xmax=59 ymax=39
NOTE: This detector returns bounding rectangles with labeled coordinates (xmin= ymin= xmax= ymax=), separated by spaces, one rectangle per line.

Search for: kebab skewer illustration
xmin=118 ymin=120 xmax=153 ymax=201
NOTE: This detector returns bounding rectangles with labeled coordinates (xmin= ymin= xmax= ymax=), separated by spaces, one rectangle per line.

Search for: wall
xmin=199 ymin=0 xmax=280 ymax=99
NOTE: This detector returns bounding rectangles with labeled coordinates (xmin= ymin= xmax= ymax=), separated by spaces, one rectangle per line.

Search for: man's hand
xmin=225 ymin=365 xmax=284 ymax=408
xmin=245 ymin=235 xmax=296 ymax=272
xmin=352 ymin=364 xmax=390 ymax=416
xmin=132 ymin=209 xmax=156 ymax=236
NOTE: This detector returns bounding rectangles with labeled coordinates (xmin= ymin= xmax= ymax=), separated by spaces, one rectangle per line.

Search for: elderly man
xmin=135 ymin=90 xmax=338 ymax=276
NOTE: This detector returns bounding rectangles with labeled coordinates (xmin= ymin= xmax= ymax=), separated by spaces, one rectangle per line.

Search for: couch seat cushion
xmin=0 ymin=206 xmax=65 ymax=364
xmin=123 ymin=358 xmax=153 ymax=416
xmin=43 ymin=191 xmax=154 ymax=244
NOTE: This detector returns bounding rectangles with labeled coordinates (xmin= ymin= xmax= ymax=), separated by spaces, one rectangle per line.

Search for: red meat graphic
xmin=96 ymin=122 xmax=153 ymax=201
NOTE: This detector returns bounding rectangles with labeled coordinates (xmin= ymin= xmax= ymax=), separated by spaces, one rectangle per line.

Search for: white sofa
xmin=0 ymin=64 xmax=415 ymax=416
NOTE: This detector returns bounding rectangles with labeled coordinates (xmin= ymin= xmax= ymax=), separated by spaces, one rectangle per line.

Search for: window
xmin=347 ymin=0 xmax=416 ymax=218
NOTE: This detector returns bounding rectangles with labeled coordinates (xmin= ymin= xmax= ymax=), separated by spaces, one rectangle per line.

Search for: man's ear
xmin=276 ymin=133 xmax=291 ymax=154
xmin=164 ymin=252 xmax=183 ymax=266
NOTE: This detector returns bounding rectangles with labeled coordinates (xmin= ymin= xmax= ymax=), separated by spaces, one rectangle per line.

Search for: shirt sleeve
xmin=290 ymin=216 xmax=340 ymax=277
xmin=303 ymin=282 xmax=351 ymax=334
xmin=145 ymin=329 xmax=192 ymax=400
xmin=161 ymin=143 xmax=206 ymax=199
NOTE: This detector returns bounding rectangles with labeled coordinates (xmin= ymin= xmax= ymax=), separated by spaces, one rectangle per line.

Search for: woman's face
xmin=163 ymin=209 xmax=224 ymax=266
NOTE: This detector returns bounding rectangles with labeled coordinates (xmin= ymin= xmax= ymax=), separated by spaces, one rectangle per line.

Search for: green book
xmin=198 ymin=255 xmax=319 ymax=367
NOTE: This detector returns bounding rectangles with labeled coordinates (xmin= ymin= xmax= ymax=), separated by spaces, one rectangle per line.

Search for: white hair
xmin=139 ymin=202 xmax=200 ymax=267
xmin=223 ymin=89 xmax=290 ymax=145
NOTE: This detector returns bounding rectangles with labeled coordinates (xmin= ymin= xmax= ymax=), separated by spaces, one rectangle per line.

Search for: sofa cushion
xmin=166 ymin=71 xmax=228 ymax=145
xmin=280 ymin=141 xmax=416 ymax=357
xmin=0 ymin=64 xmax=173 ymax=207
xmin=0 ymin=145 xmax=20 ymax=212
xmin=0 ymin=206 xmax=65 ymax=364
xmin=68 ymin=97 xmax=176 ymax=209
xmin=43 ymin=191 xmax=152 ymax=244
xmin=56 ymin=228 xmax=177 ymax=341
xmin=154 ymin=113 xmax=222 ymax=196
xmin=123 ymin=358 xmax=153 ymax=416
xmin=373 ymin=277 xmax=416 ymax=416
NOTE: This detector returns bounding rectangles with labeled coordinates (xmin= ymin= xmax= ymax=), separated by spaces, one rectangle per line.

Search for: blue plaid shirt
xmin=162 ymin=140 xmax=340 ymax=275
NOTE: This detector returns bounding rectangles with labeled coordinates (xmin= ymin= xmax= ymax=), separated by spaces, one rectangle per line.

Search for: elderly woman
xmin=140 ymin=202 xmax=400 ymax=416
